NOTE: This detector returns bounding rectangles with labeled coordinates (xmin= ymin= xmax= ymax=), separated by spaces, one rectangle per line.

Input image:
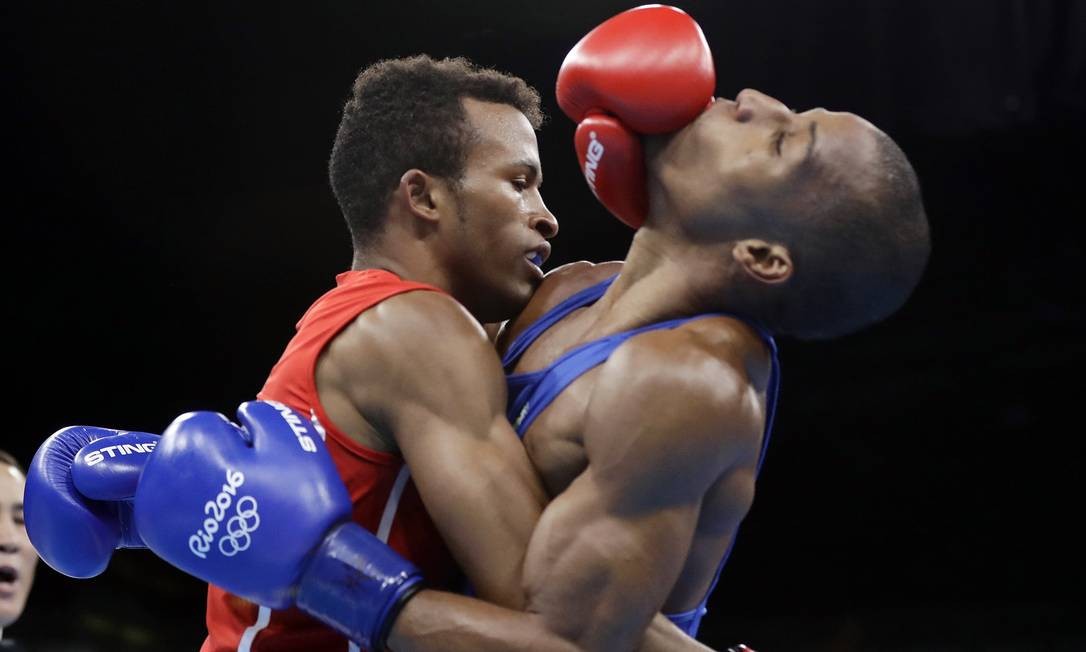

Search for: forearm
xmin=637 ymin=614 xmax=717 ymax=652
xmin=387 ymin=589 xmax=579 ymax=652
xmin=385 ymin=592 xmax=715 ymax=652
xmin=386 ymin=592 xmax=710 ymax=652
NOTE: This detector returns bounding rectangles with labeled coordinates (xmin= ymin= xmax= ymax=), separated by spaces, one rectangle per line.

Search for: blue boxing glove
xmin=132 ymin=400 xmax=423 ymax=651
xmin=24 ymin=427 xmax=158 ymax=578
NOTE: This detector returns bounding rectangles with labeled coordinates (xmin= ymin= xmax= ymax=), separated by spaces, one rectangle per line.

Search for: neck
xmin=351 ymin=222 xmax=457 ymax=298
xmin=587 ymin=226 xmax=748 ymax=334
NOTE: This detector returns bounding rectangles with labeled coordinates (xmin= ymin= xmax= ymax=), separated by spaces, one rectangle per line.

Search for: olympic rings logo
xmin=218 ymin=496 xmax=261 ymax=557
xmin=188 ymin=469 xmax=262 ymax=560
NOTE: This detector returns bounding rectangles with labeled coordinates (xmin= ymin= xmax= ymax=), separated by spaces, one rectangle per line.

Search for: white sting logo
xmin=583 ymin=130 xmax=605 ymax=198
xmin=266 ymin=401 xmax=318 ymax=453
xmin=83 ymin=440 xmax=157 ymax=466
xmin=188 ymin=469 xmax=260 ymax=559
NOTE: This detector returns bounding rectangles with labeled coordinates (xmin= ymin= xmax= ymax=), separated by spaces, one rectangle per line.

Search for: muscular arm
xmin=324 ymin=291 xmax=548 ymax=607
xmin=389 ymin=592 xmax=716 ymax=652
xmin=384 ymin=332 xmax=760 ymax=652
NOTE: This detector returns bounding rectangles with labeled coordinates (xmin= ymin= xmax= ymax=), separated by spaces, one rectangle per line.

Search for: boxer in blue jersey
xmin=386 ymin=70 xmax=928 ymax=649
xmin=498 ymin=267 xmax=779 ymax=638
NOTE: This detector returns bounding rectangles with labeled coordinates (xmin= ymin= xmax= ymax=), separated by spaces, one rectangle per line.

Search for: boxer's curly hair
xmin=330 ymin=55 xmax=544 ymax=249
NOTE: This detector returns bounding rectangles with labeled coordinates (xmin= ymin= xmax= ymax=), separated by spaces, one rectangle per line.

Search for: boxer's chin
xmin=0 ymin=593 xmax=26 ymax=628
xmin=479 ymin=278 xmax=535 ymax=325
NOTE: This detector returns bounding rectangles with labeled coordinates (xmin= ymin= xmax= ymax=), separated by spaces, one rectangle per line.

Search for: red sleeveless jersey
xmin=202 ymin=269 xmax=463 ymax=652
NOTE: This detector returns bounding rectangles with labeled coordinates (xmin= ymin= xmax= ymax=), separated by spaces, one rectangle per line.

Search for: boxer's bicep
xmin=397 ymin=407 xmax=546 ymax=609
xmin=583 ymin=336 xmax=762 ymax=513
xmin=341 ymin=291 xmax=547 ymax=608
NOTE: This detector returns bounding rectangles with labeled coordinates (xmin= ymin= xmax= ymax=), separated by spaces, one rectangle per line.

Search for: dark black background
xmin=6 ymin=1 xmax=1084 ymax=650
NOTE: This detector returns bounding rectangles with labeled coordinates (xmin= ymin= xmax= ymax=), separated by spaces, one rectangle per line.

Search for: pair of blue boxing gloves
xmin=24 ymin=400 xmax=417 ymax=651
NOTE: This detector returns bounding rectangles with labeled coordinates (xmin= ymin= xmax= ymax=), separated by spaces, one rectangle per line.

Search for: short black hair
xmin=770 ymin=130 xmax=931 ymax=339
xmin=0 ymin=449 xmax=24 ymax=476
xmin=329 ymin=55 xmax=544 ymax=250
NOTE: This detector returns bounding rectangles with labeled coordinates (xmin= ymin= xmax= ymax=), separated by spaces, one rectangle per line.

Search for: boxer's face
xmin=0 ymin=464 xmax=36 ymax=628
xmin=652 ymin=88 xmax=881 ymax=237
xmin=443 ymin=98 xmax=558 ymax=322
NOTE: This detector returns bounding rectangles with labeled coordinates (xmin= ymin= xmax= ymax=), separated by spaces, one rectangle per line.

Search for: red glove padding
xmin=557 ymin=5 xmax=715 ymax=228
xmin=574 ymin=114 xmax=646 ymax=227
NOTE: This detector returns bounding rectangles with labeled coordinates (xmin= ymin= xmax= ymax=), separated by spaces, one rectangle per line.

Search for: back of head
xmin=769 ymin=130 xmax=931 ymax=340
xmin=329 ymin=55 xmax=543 ymax=251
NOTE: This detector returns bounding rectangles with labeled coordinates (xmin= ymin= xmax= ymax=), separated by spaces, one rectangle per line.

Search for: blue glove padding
xmin=73 ymin=432 xmax=159 ymax=500
xmin=134 ymin=400 xmax=423 ymax=651
xmin=24 ymin=427 xmax=157 ymax=578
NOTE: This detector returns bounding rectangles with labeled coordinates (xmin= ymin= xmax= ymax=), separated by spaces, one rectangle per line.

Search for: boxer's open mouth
xmin=0 ymin=565 xmax=17 ymax=584
xmin=526 ymin=243 xmax=550 ymax=269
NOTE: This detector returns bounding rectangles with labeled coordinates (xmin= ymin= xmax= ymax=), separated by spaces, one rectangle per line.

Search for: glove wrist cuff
xmin=297 ymin=523 xmax=424 ymax=651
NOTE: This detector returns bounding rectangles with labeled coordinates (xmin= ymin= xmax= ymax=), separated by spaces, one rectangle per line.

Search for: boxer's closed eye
xmin=772 ymin=130 xmax=787 ymax=156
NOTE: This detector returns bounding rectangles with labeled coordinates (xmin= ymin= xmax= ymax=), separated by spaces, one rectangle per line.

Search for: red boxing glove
xmin=557 ymin=5 xmax=715 ymax=228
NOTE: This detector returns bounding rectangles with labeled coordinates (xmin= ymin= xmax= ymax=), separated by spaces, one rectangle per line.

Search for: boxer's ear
xmin=732 ymin=239 xmax=792 ymax=284
xmin=398 ymin=169 xmax=455 ymax=225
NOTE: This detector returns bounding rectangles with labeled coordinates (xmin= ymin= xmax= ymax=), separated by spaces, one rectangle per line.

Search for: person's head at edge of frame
xmin=329 ymin=55 xmax=559 ymax=324
xmin=645 ymin=88 xmax=932 ymax=340
xmin=0 ymin=450 xmax=36 ymax=635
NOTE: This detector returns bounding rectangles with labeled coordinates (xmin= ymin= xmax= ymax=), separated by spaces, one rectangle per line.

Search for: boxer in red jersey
xmin=202 ymin=52 xmax=719 ymax=651
xmin=202 ymin=56 xmax=560 ymax=651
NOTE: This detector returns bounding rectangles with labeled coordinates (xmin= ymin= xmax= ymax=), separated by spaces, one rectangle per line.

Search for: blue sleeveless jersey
xmin=501 ymin=275 xmax=780 ymax=638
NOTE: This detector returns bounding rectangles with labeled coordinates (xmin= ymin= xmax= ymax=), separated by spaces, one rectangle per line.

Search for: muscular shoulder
xmin=322 ymin=290 xmax=505 ymax=423
xmin=584 ymin=321 xmax=768 ymax=490
xmin=496 ymin=260 xmax=623 ymax=353
xmin=332 ymin=290 xmax=488 ymax=366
